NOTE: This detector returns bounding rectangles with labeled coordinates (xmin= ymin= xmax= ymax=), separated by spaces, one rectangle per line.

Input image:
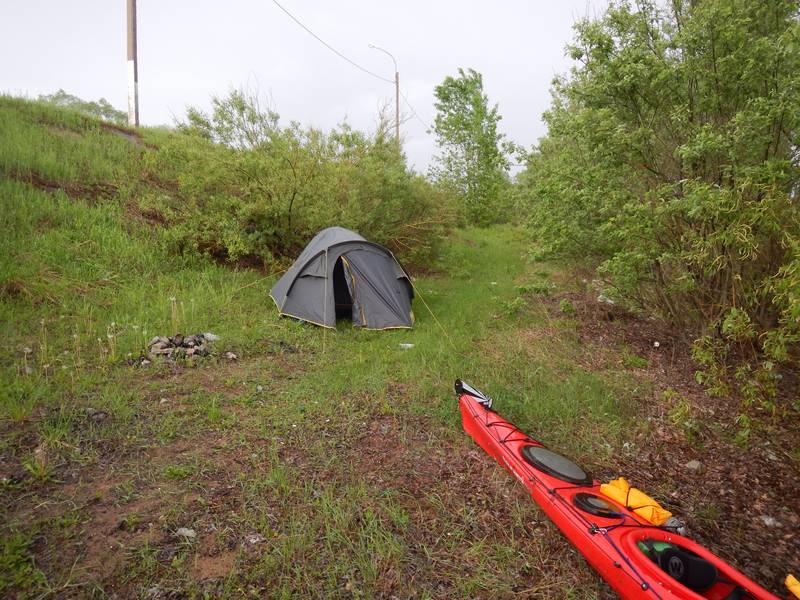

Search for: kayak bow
xmin=456 ymin=379 xmax=779 ymax=600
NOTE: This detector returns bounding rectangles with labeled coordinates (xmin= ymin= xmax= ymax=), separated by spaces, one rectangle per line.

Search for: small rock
xmin=278 ymin=340 xmax=297 ymax=353
xmin=175 ymin=527 xmax=196 ymax=539
xmin=653 ymin=341 xmax=660 ymax=348
xmin=204 ymin=332 xmax=220 ymax=342
xmin=140 ymin=358 xmax=151 ymax=366
xmin=143 ymin=586 xmax=166 ymax=600
xmin=157 ymin=546 xmax=177 ymax=562
xmin=159 ymin=398 xmax=169 ymax=405
xmin=23 ymin=347 xmax=33 ymax=355
xmin=399 ymin=343 xmax=414 ymax=349
xmin=684 ymin=459 xmax=701 ymax=471
xmin=597 ymin=293 xmax=615 ymax=305
xmin=256 ymin=385 xmax=264 ymax=392
xmin=85 ymin=408 xmax=109 ymax=423
xmin=245 ymin=533 xmax=266 ymax=545
xmin=170 ymin=333 xmax=184 ymax=346
xmin=662 ymin=516 xmax=687 ymax=535
xmin=759 ymin=515 xmax=780 ymax=527
xmin=225 ymin=351 xmax=238 ymax=360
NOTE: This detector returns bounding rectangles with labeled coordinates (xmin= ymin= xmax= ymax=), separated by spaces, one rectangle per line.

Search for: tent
xmin=269 ymin=227 xmax=414 ymax=329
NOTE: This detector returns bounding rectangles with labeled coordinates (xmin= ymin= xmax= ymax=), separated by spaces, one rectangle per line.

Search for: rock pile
xmin=147 ymin=333 xmax=217 ymax=360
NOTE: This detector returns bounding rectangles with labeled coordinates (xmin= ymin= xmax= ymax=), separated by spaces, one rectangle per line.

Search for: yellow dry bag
xmin=786 ymin=574 xmax=800 ymax=599
xmin=600 ymin=477 xmax=673 ymax=526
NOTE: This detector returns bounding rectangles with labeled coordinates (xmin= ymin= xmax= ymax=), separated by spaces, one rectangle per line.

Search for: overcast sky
xmin=1 ymin=0 xmax=607 ymax=172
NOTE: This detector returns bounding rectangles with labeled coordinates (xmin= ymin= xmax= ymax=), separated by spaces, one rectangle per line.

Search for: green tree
xmin=431 ymin=68 xmax=510 ymax=224
xmin=38 ymin=89 xmax=127 ymax=125
xmin=517 ymin=0 xmax=800 ymax=403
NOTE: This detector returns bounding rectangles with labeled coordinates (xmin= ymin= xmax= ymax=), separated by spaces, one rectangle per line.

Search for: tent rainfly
xmin=269 ymin=227 xmax=414 ymax=329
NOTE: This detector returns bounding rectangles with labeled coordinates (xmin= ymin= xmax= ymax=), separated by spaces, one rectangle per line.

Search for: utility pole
xmin=369 ymin=44 xmax=399 ymax=147
xmin=126 ymin=0 xmax=139 ymax=127
xmin=394 ymin=70 xmax=400 ymax=145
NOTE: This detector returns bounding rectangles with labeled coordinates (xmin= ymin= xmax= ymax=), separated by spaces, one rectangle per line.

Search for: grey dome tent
xmin=269 ymin=227 xmax=414 ymax=329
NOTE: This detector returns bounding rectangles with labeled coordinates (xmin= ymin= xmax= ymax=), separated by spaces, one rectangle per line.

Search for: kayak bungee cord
xmin=456 ymin=379 xmax=781 ymax=600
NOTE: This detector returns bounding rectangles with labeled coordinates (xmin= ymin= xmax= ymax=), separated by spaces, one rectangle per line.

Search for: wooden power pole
xmin=369 ymin=44 xmax=400 ymax=148
xmin=126 ymin=0 xmax=139 ymax=127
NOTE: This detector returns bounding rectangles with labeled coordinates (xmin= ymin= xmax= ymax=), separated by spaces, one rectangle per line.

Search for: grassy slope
xmin=2 ymin=98 xmax=793 ymax=598
xmin=0 ymin=98 xmax=635 ymax=598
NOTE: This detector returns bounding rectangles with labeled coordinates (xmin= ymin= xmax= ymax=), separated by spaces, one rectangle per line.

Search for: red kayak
xmin=456 ymin=379 xmax=779 ymax=599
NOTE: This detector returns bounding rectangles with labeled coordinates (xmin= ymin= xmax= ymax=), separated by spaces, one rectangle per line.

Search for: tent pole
xmin=322 ymin=249 xmax=328 ymax=353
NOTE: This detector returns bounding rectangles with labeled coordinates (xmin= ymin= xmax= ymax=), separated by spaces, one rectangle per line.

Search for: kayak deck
xmin=457 ymin=383 xmax=779 ymax=600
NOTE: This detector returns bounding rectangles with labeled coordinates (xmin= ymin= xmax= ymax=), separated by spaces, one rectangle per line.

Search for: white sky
xmin=1 ymin=0 xmax=607 ymax=172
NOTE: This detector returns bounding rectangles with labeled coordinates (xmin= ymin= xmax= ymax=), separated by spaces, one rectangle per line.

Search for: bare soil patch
xmin=99 ymin=122 xmax=157 ymax=149
xmin=11 ymin=169 xmax=117 ymax=203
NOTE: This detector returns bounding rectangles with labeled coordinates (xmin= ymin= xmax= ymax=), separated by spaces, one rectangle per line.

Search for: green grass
xmin=0 ymin=97 xmax=638 ymax=598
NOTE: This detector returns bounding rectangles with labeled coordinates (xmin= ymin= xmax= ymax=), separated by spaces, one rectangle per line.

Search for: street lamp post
xmin=369 ymin=44 xmax=399 ymax=146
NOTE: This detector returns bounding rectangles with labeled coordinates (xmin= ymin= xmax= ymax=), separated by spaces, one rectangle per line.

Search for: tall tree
xmin=430 ymin=69 xmax=509 ymax=224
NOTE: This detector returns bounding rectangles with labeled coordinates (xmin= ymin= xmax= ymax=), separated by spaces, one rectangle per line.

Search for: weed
xmin=621 ymin=346 xmax=648 ymax=369
xmin=516 ymin=281 xmax=554 ymax=296
xmin=162 ymin=463 xmax=197 ymax=481
xmin=128 ymin=542 xmax=159 ymax=581
xmin=114 ymin=481 xmax=139 ymax=505
xmin=0 ymin=532 xmax=47 ymax=593
xmin=734 ymin=414 xmax=752 ymax=447
xmin=500 ymin=296 xmax=527 ymax=316
xmin=559 ymin=298 xmax=576 ymax=315
xmin=0 ymin=377 xmax=45 ymax=422
xmin=22 ymin=444 xmax=54 ymax=483
xmin=696 ymin=503 xmax=722 ymax=525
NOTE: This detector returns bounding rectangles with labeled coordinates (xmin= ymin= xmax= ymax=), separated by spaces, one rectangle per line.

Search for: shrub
xmin=516 ymin=0 xmax=800 ymax=405
xmin=141 ymin=88 xmax=455 ymax=269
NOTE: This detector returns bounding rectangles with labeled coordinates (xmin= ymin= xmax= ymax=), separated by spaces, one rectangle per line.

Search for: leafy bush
xmin=559 ymin=299 xmax=576 ymax=316
xmin=38 ymin=89 xmax=127 ymax=125
xmin=516 ymin=0 xmax=800 ymax=404
xmin=143 ymin=88 xmax=454 ymax=268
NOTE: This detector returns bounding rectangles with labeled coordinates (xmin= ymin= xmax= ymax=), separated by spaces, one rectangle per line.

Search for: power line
xmin=269 ymin=0 xmax=434 ymax=138
xmin=399 ymin=90 xmax=431 ymax=131
xmin=269 ymin=0 xmax=394 ymax=84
